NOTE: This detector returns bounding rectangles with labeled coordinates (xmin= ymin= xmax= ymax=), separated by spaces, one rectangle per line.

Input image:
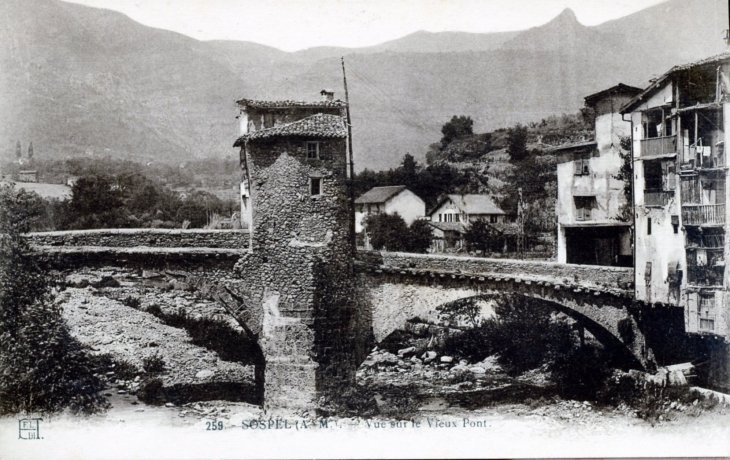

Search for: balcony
xmin=640 ymin=136 xmax=677 ymax=158
xmin=644 ymin=190 xmax=673 ymax=207
xmin=682 ymin=204 xmax=726 ymax=226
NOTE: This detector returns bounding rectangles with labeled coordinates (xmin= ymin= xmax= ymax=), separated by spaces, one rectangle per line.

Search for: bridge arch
xmin=360 ymin=269 xmax=653 ymax=371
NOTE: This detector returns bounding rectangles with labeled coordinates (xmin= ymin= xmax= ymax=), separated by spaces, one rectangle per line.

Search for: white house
xmin=428 ymin=194 xmax=505 ymax=224
xmin=355 ymin=185 xmax=425 ymax=232
xmin=555 ymin=83 xmax=641 ymax=267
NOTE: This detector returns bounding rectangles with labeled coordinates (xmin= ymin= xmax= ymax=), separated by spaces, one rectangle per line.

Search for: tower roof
xmin=234 ymin=113 xmax=347 ymax=146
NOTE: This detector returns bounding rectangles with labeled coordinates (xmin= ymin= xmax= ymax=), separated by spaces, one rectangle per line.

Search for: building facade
xmin=428 ymin=194 xmax=505 ymax=224
xmin=354 ymin=185 xmax=425 ymax=233
xmin=622 ymin=53 xmax=730 ymax=348
xmin=556 ymin=84 xmax=641 ymax=267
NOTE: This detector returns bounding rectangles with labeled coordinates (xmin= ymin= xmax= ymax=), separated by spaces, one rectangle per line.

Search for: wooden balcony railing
xmin=682 ymin=204 xmax=726 ymax=225
xmin=641 ymin=136 xmax=677 ymax=157
xmin=644 ymin=190 xmax=673 ymax=207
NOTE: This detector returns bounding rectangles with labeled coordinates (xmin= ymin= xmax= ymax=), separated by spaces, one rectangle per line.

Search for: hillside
xmin=1 ymin=0 xmax=728 ymax=171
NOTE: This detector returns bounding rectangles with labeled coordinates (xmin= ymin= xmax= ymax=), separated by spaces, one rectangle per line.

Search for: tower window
xmin=647 ymin=217 xmax=652 ymax=235
xmin=310 ymin=177 xmax=322 ymax=196
xmin=306 ymin=142 xmax=319 ymax=159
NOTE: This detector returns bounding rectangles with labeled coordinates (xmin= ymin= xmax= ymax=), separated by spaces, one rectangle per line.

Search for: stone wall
xmin=24 ymin=229 xmax=249 ymax=250
xmin=233 ymin=136 xmax=363 ymax=411
xmin=358 ymin=251 xmax=634 ymax=290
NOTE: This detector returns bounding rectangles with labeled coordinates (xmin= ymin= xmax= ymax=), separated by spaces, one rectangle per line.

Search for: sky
xmin=62 ymin=0 xmax=669 ymax=52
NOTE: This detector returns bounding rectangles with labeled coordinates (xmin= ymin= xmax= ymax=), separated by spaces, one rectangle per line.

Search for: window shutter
xmin=686 ymin=291 xmax=698 ymax=332
xmin=574 ymin=160 xmax=582 ymax=175
xmin=715 ymin=291 xmax=725 ymax=335
xmin=667 ymin=163 xmax=676 ymax=190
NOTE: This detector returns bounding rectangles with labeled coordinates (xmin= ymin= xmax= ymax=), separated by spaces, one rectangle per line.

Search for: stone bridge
xmin=355 ymin=251 xmax=660 ymax=370
xmin=27 ymin=230 xmax=672 ymax=389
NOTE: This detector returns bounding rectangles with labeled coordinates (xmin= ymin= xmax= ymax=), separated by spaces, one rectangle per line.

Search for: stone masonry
xmin=230 ymin=101 xmax=364 ymax=411
xmin=25 ymin=229 xmax=248 ymax=250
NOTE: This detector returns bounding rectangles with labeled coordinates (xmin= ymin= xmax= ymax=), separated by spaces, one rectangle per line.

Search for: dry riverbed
xmin=42 ymin=267 xmax=730 ymax=433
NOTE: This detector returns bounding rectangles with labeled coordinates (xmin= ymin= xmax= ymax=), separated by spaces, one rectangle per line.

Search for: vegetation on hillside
xmin=355 ymin=111 xmax=593 ymax=253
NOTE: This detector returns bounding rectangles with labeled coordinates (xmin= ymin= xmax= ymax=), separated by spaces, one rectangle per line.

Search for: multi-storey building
xmin=232 ymin=90 xmax=361 ymax=409
xmin=622 ymin=53 xmax=730 ymax=339
xmin=555 ymin=84 xmax=642 ymax=266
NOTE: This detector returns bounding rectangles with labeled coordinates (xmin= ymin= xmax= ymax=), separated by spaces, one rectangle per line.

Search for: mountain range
xmin=0 ymin=0 xmax=728 ymax=171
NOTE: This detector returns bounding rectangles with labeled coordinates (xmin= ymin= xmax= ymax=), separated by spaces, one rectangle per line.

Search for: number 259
xmin=206 ymin=421 xmax=224 ymax=431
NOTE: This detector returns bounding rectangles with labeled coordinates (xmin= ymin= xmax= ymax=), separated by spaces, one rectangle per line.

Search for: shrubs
xmin=363 ymin=213 xmax=433 ymax=253
xmin=0 ymin=184 xmax=108 ymax=415
xmin=142 ymin=353 xmax=166 ymax=374
xmin=436 ymin=294 xmax=575 ymax=375
xmin=121 ymin=295 xmax=141 ymax=309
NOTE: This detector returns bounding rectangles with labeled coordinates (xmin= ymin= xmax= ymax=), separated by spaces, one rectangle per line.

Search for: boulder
xmin=93 ymin=275 xmax=120 ymax=288
xmin=440 ymin=356 xmax=453 ymax=363
xmin=397 ymin=346 xmax=416 ymax=357
xmin=475 ymin=356 xmax=501 ymax=371
xmin=372 ymin=352 xmax=399 ymax=366
xmin=421 ymin=351 xmax=437 ymax=363
xmin=195 ymin=370 xmax=215 ymax=379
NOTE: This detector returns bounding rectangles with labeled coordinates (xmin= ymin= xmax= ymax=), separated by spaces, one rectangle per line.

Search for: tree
xmin=406 ymin=220 xmax=433 ymax=253
xmin=464 ymin=219 xmax=499 ymax=253
xmin=364 ymin=213 xmax=410 ymax=252
xmin=27 ymin=142 xmax=34 ymax=160
xmin=15 ymin=140 xmax=21 ymax=159
xmin=0 ymin=184 xmax=108 ymax=415
xmin=506 ymin=124 xmax=528 ymax=162
xmin=67 ymin=175 xmax=127 ymax=229
xmin=440 ymin=116 xmax=474 ymax=149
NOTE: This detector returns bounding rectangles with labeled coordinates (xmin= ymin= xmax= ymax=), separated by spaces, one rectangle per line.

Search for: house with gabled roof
xmin=354 ymin=185 xmax=425 ymax=233
xmin=427 ymin=194 xmax=505 ymax=225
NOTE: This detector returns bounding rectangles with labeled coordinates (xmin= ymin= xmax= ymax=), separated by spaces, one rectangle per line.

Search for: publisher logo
xmin=18 ymin=418 xmax=42 ymax=440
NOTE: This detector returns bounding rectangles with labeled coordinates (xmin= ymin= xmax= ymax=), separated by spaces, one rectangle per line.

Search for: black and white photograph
xmin=2 ymin=0 xmax=730 ymax=458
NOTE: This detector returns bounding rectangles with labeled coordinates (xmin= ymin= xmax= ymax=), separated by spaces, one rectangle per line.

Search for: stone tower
xmin=232 ymin=95 xmax=360 ymax=410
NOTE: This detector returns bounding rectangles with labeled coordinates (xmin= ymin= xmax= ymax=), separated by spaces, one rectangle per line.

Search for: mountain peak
xmin=547 ymin=8 xmax=583 ymax=27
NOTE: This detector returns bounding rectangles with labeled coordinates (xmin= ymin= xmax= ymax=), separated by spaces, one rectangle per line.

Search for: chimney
xmin=320 ymin=89 xmax=334 ymax=102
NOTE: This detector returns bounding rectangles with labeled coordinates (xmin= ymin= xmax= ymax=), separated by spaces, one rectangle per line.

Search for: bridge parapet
xmin=357 ymin=251 xmax=634 ymax=294
xmin=25 ymin=229 xmax=249 ymax=250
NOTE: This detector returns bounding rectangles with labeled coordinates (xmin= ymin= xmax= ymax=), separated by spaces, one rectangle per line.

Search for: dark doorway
xmin=565 ymin=226 xmax=631 ymax=267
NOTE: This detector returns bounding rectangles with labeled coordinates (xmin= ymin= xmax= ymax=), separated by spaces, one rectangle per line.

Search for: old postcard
xmin=2 ymin=0 xmax=730 ymax=458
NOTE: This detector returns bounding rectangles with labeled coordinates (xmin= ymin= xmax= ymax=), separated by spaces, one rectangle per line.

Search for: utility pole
xmin=517 ymin=187 xmax=525 ymax=259
xmin=342 ymin=57 xmax=356 ymax=256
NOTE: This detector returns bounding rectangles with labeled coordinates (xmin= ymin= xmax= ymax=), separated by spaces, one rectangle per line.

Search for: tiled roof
xmin=428 ymin=194 xmax=505 ymax=216
xmin=621 ymin=52 xmax=730 ymax=114
xmin=233 ymin=113 xmax=347 ymax=146
xmin=355 ymin=185 xmax=408 ymax=204
xmin=548 ymin=140 xmax=597 ymax=153
xmin=236 ymin=98 xmax=347 ymax=109
xmin=584 ymin=83 xmax=643 ymax=107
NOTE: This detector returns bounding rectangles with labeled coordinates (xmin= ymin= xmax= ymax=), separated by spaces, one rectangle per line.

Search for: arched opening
xmin=377 ymin=291 xmax=645 ymax=371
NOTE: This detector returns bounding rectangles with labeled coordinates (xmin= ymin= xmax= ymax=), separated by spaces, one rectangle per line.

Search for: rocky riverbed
xmin=51 ymin=267 xmax=730 ymax=430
